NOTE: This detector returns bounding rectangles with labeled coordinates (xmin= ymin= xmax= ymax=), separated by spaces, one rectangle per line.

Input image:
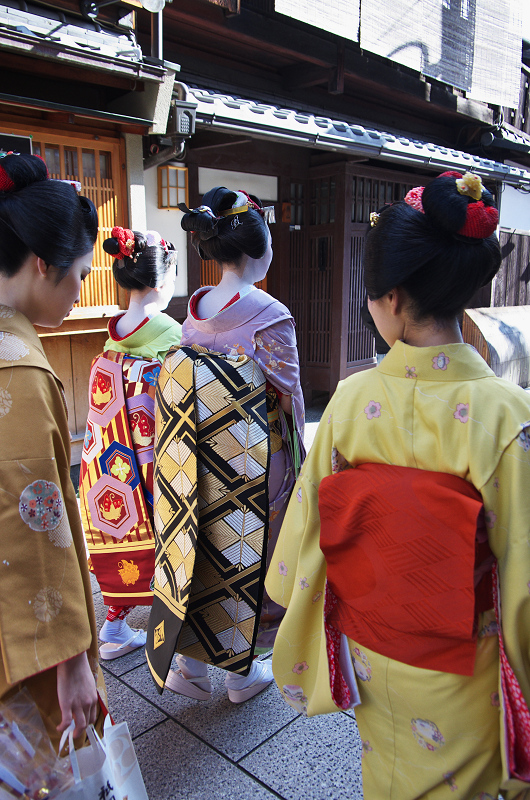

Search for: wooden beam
xmin=282 ymin=63 xmax=328 ymax=91
xmin=328 ymin=42 xmax=344 ymax=95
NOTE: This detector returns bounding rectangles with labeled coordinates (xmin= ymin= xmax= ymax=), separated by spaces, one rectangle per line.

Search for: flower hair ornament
xmin=145 ymin=230 xmax=169 ymax=253
xmin=110 ymin=226 xmax=136 ymax=262
xmin=404 ymin=171 xmax=499 ymax=239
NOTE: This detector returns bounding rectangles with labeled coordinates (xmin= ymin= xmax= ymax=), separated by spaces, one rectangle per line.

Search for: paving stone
xmin=101 ymin=644 xmax=148 ymax=677
xmin=103 ymin=671 xmax=166 ymax=739
xmin=119 ymin=658 xmax=298 ymax=761
xmin=239 ymin=712 xmax=363 ymax=800
xmin=134 ymin=719 xmax=280 ymax=800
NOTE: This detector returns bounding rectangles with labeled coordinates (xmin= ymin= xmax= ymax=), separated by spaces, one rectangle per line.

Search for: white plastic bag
xmin=57 ymin=721 xmax=147 ymax=800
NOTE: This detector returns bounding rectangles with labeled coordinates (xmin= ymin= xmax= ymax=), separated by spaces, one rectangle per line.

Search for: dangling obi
xmin=319 ymin=463 xmax=494 ymax=677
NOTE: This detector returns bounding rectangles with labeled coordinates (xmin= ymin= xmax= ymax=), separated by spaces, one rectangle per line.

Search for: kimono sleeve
xmin=481 ymin=424 xmax=530 ymax=792
xmin=252 ymin=319 xmax=300 ymax=398
xmin=0 ymin=366 xmax=93 ymax=685
xmin=265 ymin=393 xmax=338 ymax=716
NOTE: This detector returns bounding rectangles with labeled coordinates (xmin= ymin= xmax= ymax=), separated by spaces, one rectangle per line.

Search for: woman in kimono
xmin=266 ymin=172 xmax=530 ymax=798
xmin=79 ymin=228 xmax=181 ymax=659
xmin=0 ymin=152 xmax=104 ymax=749
xmin=161 ymin=186 xmax=304 ymax=703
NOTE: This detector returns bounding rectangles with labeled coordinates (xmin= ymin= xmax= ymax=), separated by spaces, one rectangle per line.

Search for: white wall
xmin=124 ymin=133 xmax=147 ymax=231
xmin=144 ymin=164 xmax=188 ymax=298
xmin=499 ymin=183 xmax=530 ymax=232
xmin=198 ymin=168 xmax=278 ymax=201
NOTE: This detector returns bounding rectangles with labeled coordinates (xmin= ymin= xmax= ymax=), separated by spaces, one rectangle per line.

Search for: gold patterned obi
xmin=266 ymin=384 xmax=283 ymax=455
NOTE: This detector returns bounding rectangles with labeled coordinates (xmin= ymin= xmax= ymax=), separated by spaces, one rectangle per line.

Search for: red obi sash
xmin=319 ymin=463 xmax=493 ymax=676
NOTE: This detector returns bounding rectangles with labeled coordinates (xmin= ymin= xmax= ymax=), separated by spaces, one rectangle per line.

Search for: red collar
xmin=189 ymin=290 xmax=241 ymax=321
xmin=108 ymin=314 xmax=149 ymax=342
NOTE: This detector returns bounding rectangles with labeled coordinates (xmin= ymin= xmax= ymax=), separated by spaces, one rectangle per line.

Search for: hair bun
xmin=102 ymin=237 xmax=122 ymax=257
xmin=411 ymin=172 xmax=498 ymax=240
xmin=0 ymin=153 xmax=49 ymax=195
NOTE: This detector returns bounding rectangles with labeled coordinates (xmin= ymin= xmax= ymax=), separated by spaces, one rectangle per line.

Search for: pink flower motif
xmin=299 ymin=577 xmax=309 ymax=590
xmin=432 ymin=352 xmax=450 ymax=371
xmin=485 ymin=510 xmax=497 ymax=529
xmin=493 ymin=477 xmax=500 ymax=491
xmin=327 ymin=413 xmax=332 ymax=424
xmin=296 ymin=487 xmax=302 ymax=503
xmin=490 ymin=692 xmax=500 ymax=707
xmin=292 ymin=661 xmax=309 ymax=675
xmin=453 ymin=403 xmax=469 ymax=423
xmin=278 ymin=561 xmax=288 ymax=576
xmin=362 ymin=740 xmax=372 ymax=753
xmin=364 ymin=401 xmax=381 ymax=420
xmin=405 ymin=366 xmax=417 ymax=379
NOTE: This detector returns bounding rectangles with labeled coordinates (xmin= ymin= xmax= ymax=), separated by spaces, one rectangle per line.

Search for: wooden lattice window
xmin=310 ymin=177 xmax=336 ymax=225
xmin=290 ymin=182 xmax=305 ymax=226
xmin=32 ymin=135 xmax=123 ymax=309
xmin=158 ymin=165 xmax=188 ymax=209
xmin=351 ymin=177 xmax=414 ymax=223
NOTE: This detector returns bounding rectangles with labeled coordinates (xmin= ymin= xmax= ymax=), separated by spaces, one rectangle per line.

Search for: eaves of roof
xmin=0 ymin=92 xmax=152 ymax=127
xmin=0 ymin=7 xmax=168 ymax=83
xmin=187 ymin=86 xmax=530 ymax=188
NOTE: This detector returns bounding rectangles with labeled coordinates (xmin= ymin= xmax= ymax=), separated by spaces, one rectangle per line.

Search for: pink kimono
xmin=181 ymin=285 xmax=305 ymax=646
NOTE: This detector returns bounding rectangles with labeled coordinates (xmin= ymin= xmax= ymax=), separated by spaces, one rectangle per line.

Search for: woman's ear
xmin=36 ymin=257 xmax=49 ymax=278
xmin=388 ymin=286 xmax=406 ymax=316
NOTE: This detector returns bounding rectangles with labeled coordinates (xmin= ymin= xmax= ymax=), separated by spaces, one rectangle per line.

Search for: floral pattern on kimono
xmin=0 ymin=309 xmax=105 ymax=750
xmin=266 ymin=341 xmax=530 ymax=800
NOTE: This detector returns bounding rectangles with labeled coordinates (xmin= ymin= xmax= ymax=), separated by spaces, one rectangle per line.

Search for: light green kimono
xmin=104 ymin=311 xmax=182 ymax=363
xmin=266 ymin=341 xmax=530 ymax=800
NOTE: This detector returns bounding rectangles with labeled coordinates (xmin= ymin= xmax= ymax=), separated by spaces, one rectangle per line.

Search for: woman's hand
xmin=56 ymin=652 xmax=98 ymax=737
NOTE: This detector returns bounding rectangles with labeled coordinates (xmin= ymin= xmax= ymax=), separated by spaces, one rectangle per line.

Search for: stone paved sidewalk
xmin=96 ymin=403 xmax=364 ymax=799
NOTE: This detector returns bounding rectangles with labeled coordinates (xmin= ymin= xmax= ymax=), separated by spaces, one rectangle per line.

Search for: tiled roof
xmin=186 ymin=85 xmax=530 ymax=187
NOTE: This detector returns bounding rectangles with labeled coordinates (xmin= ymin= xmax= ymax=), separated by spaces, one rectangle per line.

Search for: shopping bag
xmin=103 ymin=718 xmax=148 ymax=800
xmin=58 ymin=721 xmax=147 ymax=800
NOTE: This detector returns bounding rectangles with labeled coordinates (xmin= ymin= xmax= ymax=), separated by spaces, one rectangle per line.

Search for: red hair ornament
xmin=0 ymin=164 xmax=15 ymax=192
xmin=111 ymin=226 xmax=136 ymax=259
xmin=404 ymin=172 xmax=498 ymax=239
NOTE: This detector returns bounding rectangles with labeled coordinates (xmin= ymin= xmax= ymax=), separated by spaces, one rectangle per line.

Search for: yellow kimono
xmin=266 ymin=341 xmax=530 ymax=800
xmin=0 ymin=306 xmax=104 ymax=750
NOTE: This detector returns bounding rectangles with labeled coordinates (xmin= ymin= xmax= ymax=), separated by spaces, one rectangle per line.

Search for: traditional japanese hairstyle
xmin=179 ymin=186 xmax=273 ymax=265
xmin=103 ymin=227 xmax=177 ymax=290
xmin=0 ymin=152 xmax=98 ymax=278
xmin=363 ymin=171 xmax=501 ymax=321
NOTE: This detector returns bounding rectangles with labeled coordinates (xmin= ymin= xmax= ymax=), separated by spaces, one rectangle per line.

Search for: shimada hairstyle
xmin=103 ymin=227 xmax=177 ymax=290
xmin=179 ymin=186 xmax=275 ymax=265
xmin=0 ymin=152 xmax=98 ymax=278
xmin=364 ymin=171 xmax=502 ymax=321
